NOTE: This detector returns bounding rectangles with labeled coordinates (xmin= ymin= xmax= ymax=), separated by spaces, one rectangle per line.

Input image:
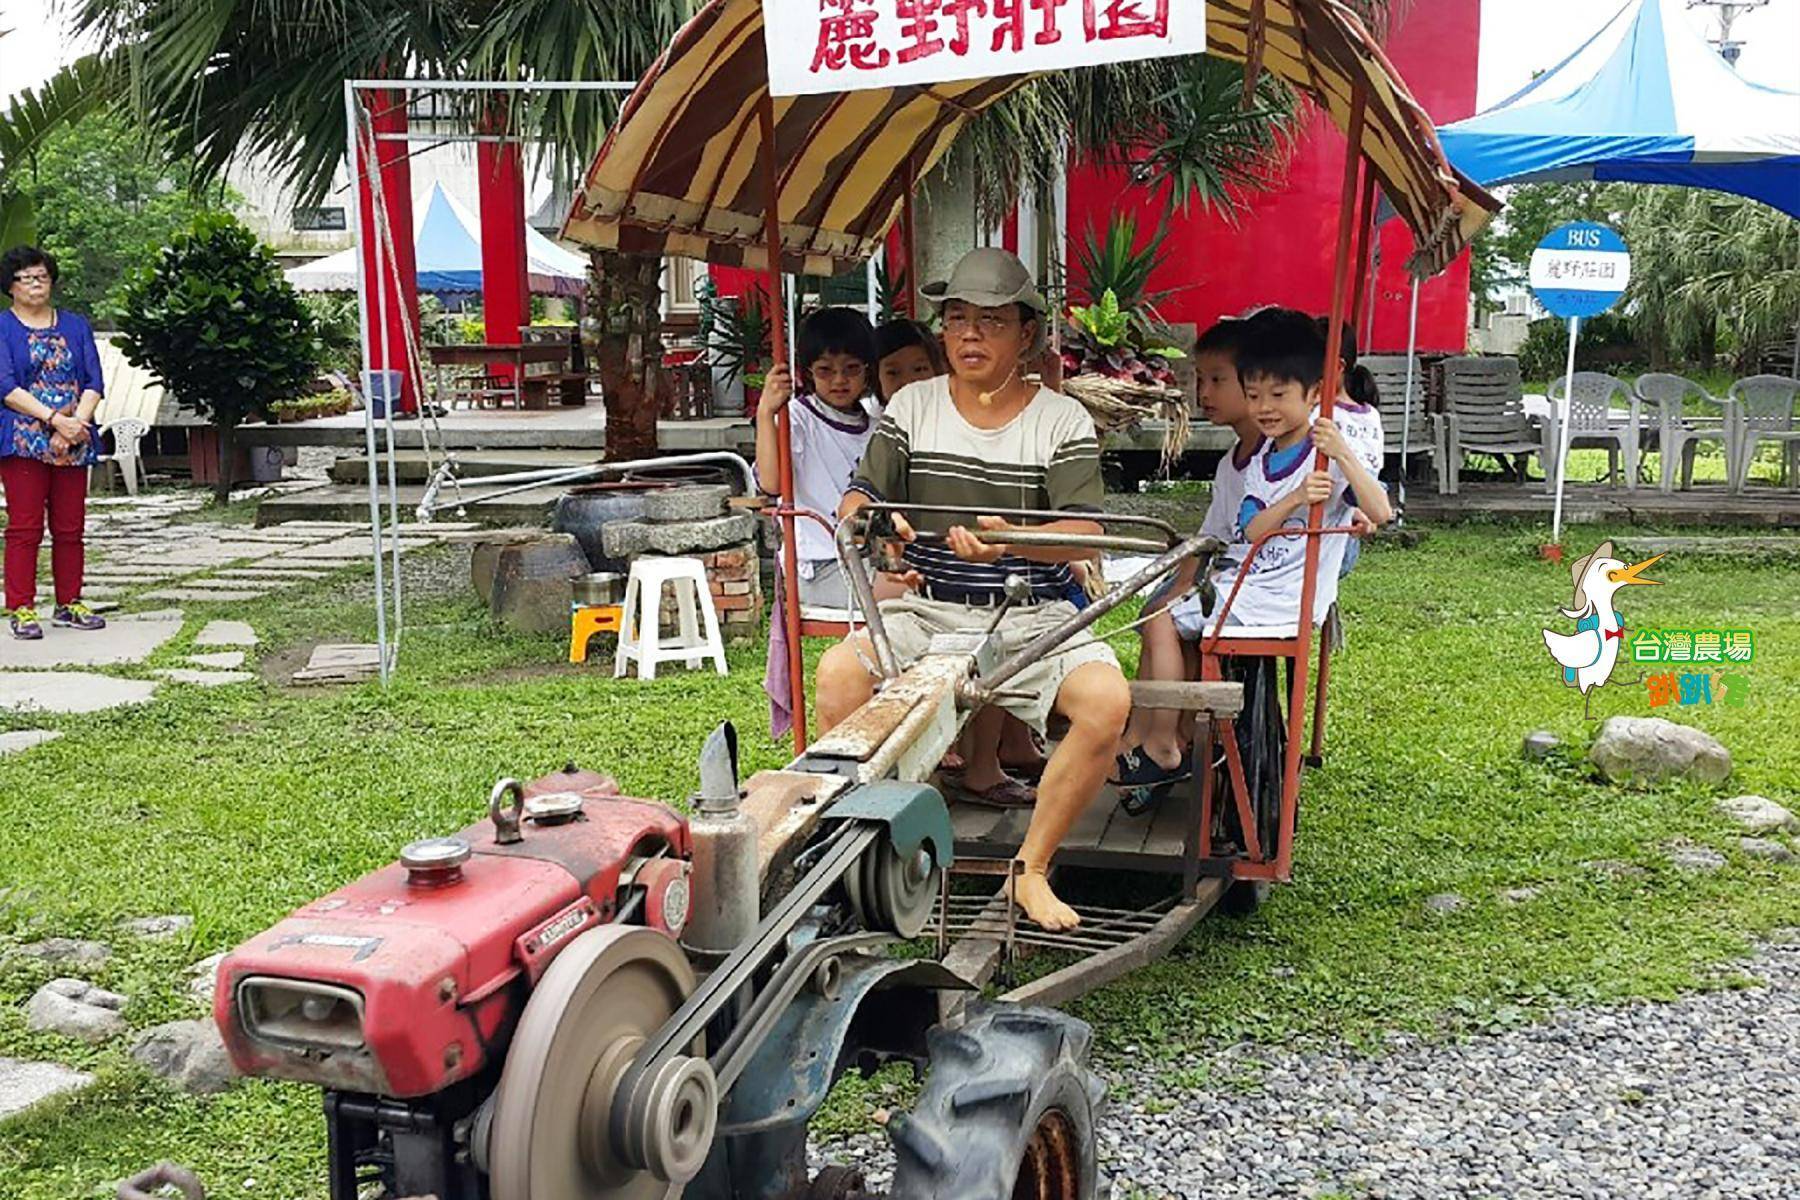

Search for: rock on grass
xmin=1589 ymin=717 xmax=1731 ymax=785
xmin=131 ymin=1020 xmax=237 ymax=1095
xmin=1716 ymin=795 xmax=1798 ymax=835
xmin=12 ymin=937 xmax=112 ymax=968
xmin=1739 ymin=837 xmax=1795 ymax=864
xmin=25 ymin=979 xmax=128 ymax=1043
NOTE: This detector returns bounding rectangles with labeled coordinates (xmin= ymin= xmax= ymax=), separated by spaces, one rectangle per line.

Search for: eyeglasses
xmin=942 ymin=312 xmax=1020 ymax=338
xmin=12 ymin=273 xmax=51 ymax=286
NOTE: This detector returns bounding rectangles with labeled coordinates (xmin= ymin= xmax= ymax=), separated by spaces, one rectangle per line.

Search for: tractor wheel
xmin=886 ymin=1004 xmax=1103 ymax=1200
xmin=1219 ymin=878 xmax=1273 ymax=917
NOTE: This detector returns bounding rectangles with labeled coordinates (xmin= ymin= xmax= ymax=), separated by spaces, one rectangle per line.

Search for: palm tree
xmin=70 ymin=0 xmax=1344 ymax=456
xmin=0 ymin=51 xmax=112 ymax=248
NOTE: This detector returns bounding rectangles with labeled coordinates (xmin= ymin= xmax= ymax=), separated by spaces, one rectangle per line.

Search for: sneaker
xmin=52 ymin=602 xmax=106 ymax=631
xmin=9 ymin=606 xmax=43 ymax=640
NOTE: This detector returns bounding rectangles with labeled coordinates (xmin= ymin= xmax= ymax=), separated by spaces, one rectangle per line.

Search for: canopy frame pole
xmin=1280 ymin=82 xmax=1367 ymax=878
xmin=901 ymin=153 xmax=919 ymax=318
xmin=1398 ymin=274 xmax=1421 ymax=514
xmin=345 ymin=82 xmax=391 ymax=683
xmin=761 ymin=94 xmax=809 ymax=751
xmin=1350 ymin=166 xmax=1378 ymax=339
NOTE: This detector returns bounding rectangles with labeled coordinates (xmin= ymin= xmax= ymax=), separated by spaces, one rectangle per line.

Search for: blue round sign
xmin=1528 ymin=221 xmax=1631 ymax=319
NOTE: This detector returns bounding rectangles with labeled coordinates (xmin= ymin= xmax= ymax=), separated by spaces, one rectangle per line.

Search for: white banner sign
xmin=763 ymin=0 xmax=1207 ymax=98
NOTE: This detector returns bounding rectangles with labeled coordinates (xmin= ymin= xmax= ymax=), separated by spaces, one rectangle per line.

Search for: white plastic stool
xmin=614 ymin=556 xmax=729 ymax=680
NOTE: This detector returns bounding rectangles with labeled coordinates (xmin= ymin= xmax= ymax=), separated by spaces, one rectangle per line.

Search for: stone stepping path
xmin=194 ymin=620 xmax=258 ymax=648
xmin=0 ymin=1058 xmax=93 ymax=1120
xmin=0 ymin=672 xmax=159 ymax=714
xmin=0 ymin=611 xmax=182 ymax=669
xmin=151 ymin=668 xmax=256 ymax=687
xmin=0 ymin=730 xmax=62 ymax=756
xmin=141 ymin=587 xmax=273 ymax=602
xmin=186 ymin=651 xmax=246 ymax=669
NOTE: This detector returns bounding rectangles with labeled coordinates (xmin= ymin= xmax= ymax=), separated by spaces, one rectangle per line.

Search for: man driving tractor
xmin=816 ymin=248 xmax=1133 ymax=933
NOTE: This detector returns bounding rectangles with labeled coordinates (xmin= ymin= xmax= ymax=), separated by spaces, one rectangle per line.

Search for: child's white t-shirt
xmin=1210 ymin=408 xmax=1383 ymax=630
xmin=1201 ymin=434 xmax=1265 ymax=545
xmin=787 ymin=393 xmax=880 ymax=563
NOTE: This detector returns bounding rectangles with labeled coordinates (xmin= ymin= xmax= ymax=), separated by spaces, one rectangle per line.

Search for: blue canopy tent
xmin=1376 ymin=0 xmax=1800 ymax=516
xmin=287 ymin=182 xmax=590 ymax=296
xmin=1436 ymin=0 xmax=1800 ymax=216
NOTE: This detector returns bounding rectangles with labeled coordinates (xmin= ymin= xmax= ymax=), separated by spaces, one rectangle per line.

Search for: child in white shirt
xmin=1116 ymin=309 xmax=1392 ymax=794
xmin=755 ymin=307 xmax=879 ymax=608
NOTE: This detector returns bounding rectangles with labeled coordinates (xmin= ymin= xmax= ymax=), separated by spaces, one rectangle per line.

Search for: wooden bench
xmin=956 ymin=679 xmax=1245 ymax=899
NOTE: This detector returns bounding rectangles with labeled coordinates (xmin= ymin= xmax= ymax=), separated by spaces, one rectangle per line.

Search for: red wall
xmin=1065 ymin=1 xmax=1481 ymax=353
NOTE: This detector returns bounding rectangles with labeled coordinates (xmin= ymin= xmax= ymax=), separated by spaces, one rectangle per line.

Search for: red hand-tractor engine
xmin=214 ymin=765 xmax=693 ymax=1199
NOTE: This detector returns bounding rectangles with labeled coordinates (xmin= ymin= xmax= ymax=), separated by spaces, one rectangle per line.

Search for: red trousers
xmin=1 ymin=456 xmax=87 ymax=610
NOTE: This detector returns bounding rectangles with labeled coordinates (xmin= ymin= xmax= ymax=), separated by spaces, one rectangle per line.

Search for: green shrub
xmin=118 ymin=213 xmax=321 ymax=497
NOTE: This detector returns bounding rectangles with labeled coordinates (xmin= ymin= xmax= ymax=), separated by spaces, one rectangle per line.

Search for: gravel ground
xmin=812 ymin=932 xmax=1800 ymax=1198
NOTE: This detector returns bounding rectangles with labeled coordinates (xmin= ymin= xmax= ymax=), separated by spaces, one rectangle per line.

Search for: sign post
xmin=1528 ymin=221 xmax=1631 ymax=548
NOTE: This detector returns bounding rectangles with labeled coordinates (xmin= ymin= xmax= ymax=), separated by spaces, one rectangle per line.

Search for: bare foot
xmin=1008 ymin=866 xmax=1080 ymax=931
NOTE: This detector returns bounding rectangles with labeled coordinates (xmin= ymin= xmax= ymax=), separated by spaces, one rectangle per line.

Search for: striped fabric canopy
xmin=563 ymin=0 xmax=1498 ymax=279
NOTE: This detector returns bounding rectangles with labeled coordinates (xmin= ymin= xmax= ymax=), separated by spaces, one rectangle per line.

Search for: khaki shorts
xmin=875 ymin=594 xmax=1120 ymax=734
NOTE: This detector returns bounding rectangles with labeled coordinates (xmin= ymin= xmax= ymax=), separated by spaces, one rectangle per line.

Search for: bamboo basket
xmin=1062 ymin=374 xmax=1190 ymax=472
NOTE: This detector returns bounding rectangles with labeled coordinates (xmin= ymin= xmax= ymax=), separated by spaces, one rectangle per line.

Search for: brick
xmin=712 ymin=548 xmax=751 ymax=570
xmin=722 ymin=580 xmax=752 ymax=595
xmin=714 ymin=593 xmax=755 ymax=611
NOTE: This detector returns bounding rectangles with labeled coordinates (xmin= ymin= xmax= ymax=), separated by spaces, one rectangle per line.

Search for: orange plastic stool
xmin=569 ymin=604 xmax=625 ymax=664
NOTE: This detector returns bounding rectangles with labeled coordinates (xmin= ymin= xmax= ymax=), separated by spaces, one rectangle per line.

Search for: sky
xmin=2 ymin=0 xmax=1798 ymax=113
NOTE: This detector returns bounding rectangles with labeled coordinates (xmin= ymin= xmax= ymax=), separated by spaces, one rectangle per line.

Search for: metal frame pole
xmin=1398 ymin=274 xmax=1421 ymax=512
xmin=1279 ymin=84 xmax=1368 ymax=878
xmin=760 ymin=95 xmax=809 ymax=751
xmin=345 ymin=81 xmax=391 ymax=682
xmin=1552 ymin=315 xmax=1581 ymax=545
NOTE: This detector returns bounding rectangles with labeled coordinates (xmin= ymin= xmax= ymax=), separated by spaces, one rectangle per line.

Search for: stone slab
xmin=141 ymin=587 xmax=272 ymax=602
xmin=213 ymin=567 xmax=330 ymax=580
xmin=0 ymin=673 xmax=159 ymax=715
xmin=292 ymin=643 xmax=383 ymax=685
xmin=0 ymin=1057 xmax=93 ymax=1119
xmin=186 ymin=651 xmax=247 ymax=669
xmin=0 ymin=611 xmax=183 ymax=669
xmin=194 ymin=620 xmax=259 ymax=647
xmin=0 ymin=730 xmax=63 ymax=756
xmin=602 ymin=513 xmax=757 ymax=559
xmin=151 ymin=668 xmax=256 ymax=687
xmin=642 ymin=484 xmax=731 ymax=523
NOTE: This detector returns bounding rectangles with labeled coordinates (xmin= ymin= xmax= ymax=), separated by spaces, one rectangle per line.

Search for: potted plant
xmin=119 ymin=213 xmax=321 ymax=499
xmin=698 ymin=280 xmax=773 ymax=417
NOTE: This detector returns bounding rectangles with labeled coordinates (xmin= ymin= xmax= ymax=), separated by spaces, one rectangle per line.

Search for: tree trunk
xmin=215 ymin=423 xmax=236 ymax=505
xmin=1698 ymin=314 xmax=1718 ymax=374
xmin=586 ymin=248 xmax=672 ymax=463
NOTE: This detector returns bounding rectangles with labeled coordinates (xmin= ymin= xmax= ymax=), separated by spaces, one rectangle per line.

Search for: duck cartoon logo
xmin=1542 ymin=540 xmax=1664 ymax=719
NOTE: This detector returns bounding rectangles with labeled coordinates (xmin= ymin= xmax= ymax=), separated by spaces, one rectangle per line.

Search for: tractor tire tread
xmin=886 ymin=1003 xmax=1101 ymax=1200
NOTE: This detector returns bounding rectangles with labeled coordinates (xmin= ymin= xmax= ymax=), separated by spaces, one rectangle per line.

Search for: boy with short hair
xmin=1114 ymin=309 xmax=1391 ymax=793
xmin=1115 ymin=316 xmax=1261 ymax=785
xmin=755 ymin=306 xmax=879 ymax=608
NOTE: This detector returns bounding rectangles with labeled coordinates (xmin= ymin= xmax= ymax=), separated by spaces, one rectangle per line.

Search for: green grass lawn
xmin=1 ymin=519 xmax=1797 ymax=1198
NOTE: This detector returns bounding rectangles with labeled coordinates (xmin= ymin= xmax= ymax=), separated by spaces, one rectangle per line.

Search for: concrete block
xmin=488 ymin=535 xmax=589 ymax=636
xmin=643 ymin=485 xmax=731 ymax=524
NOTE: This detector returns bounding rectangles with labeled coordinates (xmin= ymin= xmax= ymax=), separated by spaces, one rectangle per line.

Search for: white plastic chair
xmin=1728 ymin=374 xmax=1800 ymax=491
xmin=1633 ymin=372 xmax=1738 ymax=492
xmin=615 ymin=556 xmax=729 ymax=679
xmin=1546 ymin=372 xmax=1639 ymax=490
xmin=98 ymin=417 xmax=150 ymax=497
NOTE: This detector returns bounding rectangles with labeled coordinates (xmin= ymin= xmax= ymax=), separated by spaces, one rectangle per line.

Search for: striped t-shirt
xmin=849 ymin=375 xmax=1104 ymax=602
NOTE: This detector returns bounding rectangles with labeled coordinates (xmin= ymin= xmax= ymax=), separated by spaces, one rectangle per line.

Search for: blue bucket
xmin=361 ymin=370 xmax=405 ymax=420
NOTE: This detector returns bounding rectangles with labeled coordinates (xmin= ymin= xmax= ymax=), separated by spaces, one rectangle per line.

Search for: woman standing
xmin=1 ymin=245 xmax=107 ymax=639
